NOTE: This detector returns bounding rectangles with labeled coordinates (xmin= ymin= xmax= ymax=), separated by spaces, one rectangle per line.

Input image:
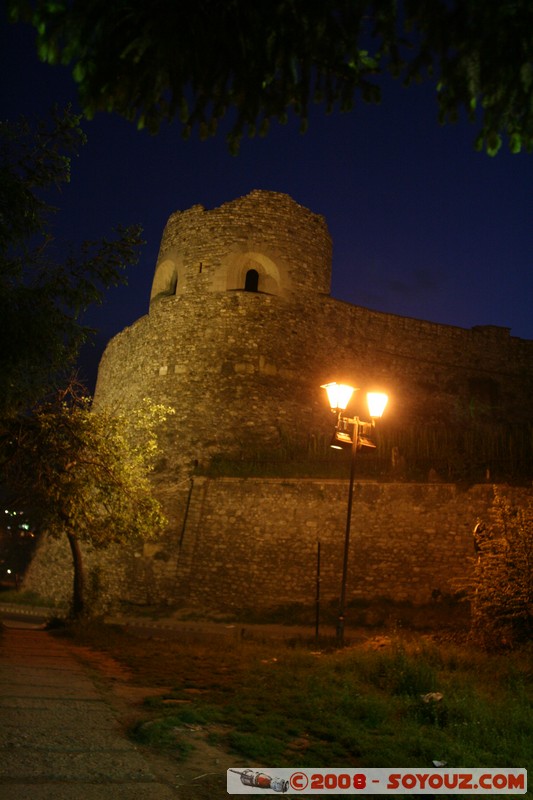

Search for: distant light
xmin=6 ymin=569 xmax=11 ymax=574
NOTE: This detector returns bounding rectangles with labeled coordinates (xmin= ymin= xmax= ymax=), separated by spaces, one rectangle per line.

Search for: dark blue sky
xmin=3 ymin=17 xmax=532 ymax=389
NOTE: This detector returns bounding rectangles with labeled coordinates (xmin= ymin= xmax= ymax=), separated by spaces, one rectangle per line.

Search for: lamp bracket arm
xmin=340 ymin=414 xmax=375 ymax=428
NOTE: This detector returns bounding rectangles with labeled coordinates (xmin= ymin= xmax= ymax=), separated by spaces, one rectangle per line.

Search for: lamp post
xmin=321 ymin=383 xmax=388 ymax=647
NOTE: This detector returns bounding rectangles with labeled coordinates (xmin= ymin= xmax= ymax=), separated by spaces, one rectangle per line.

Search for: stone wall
xmin=96 ymin=192 xmax=533 ymax=494
xmin=151 ymin=189 xmax=332 ymax=301
xmin=83 ymin=190 xmax=533 ymax=613
xmin=174 ymin=478 xmax=505 ymax=613
xmin=23 ymin=479 xmax=533 ymax=616
xmin=95 ymin=282 xmax=533 ymax=498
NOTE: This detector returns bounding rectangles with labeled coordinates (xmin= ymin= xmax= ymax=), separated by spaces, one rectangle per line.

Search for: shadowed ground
xmin=0 ymin=623 xmax=180 ymax=799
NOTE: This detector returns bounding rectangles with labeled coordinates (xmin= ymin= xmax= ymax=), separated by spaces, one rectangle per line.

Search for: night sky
xmin=3 ymin=16 xmax=532 ymax=390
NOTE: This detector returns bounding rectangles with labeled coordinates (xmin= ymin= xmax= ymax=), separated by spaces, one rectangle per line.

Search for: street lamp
xmin=321 ymin=382 xmax=388 ymax=646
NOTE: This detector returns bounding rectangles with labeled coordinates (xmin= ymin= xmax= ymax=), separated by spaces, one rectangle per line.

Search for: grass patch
xmin=69 ymin=624 xmax=532 ymax=794
xmin=131 ymin=716 xmax=192 ymax=760
xmin=144 ymin=642 xmax=530 ymax=773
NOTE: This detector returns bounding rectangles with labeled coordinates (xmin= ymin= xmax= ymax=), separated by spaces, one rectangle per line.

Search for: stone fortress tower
xmin=96 ymin=190 xmax=338 ymax=485
xmin=96 ymin=189 xmax=533 ymax=481
xmin=86 ymin=190 xmax=533 ymax=612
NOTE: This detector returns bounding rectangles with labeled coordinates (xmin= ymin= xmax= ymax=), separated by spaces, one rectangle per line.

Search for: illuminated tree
xmin=1 ymin=384 xmax=173 ymax=618
xmin=8 ymin=0 xmax=533 ymax=155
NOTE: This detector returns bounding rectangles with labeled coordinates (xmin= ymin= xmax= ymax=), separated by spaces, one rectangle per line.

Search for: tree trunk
xmin=66 ymin=531 xmax=85 ymax=618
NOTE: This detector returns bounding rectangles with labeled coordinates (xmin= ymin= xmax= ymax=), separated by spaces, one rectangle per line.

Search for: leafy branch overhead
xmin=9 ymin=1 xmax=533 ymax=155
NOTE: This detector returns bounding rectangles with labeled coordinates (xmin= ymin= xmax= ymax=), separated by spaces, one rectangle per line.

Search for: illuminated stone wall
xmin=174 ymin=478 xmax=500 ymax=611
xmin=95 ymin=192 xmax=533 ymax=484
xmin=76 ymin=190 xmax=533 ymax=611
xmin=23 ymin=480 xmax=533 ymax=616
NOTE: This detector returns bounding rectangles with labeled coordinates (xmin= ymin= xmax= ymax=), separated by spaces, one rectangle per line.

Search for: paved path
xmin=0 ymin=623 xmax=179 ymax=799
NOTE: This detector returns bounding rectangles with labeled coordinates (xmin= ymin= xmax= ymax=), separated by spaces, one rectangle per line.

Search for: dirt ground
xmin=65 ymin=628 xmax=278 ymax=798
xmin=61 ymin=619 xmax=468 ymax=799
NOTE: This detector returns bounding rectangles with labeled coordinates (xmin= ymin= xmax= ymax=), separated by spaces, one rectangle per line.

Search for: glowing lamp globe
xmin=321 ymin=382 xmax=357 ymax=412
xmin=366 ymin=392 xmax=388 ymax=418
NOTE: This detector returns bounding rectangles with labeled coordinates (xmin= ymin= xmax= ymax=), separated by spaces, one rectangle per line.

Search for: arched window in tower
xmin=150 ymin=258 xmax=179 ymax=303
xmin=244 ymin=269 xmax=259 ymax=292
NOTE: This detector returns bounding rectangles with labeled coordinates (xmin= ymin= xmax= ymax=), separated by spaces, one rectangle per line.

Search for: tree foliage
xmin=8 ymin=1 xmax=533 ymax=155
xmin=467 ymin=490 xmax=533 ymax=648
xmin=0 ymin=106 xmax=143 ymax=416
xmin=1 ymin=383 xmax=174 ymax=616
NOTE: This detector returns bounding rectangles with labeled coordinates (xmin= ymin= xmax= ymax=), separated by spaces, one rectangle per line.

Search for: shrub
xmin=467 ymin=490 xmax=533 ymax=647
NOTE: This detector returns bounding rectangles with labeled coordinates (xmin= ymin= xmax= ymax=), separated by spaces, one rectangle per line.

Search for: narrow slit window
xmin=244 ymin=269 xmax=259 ymax=292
